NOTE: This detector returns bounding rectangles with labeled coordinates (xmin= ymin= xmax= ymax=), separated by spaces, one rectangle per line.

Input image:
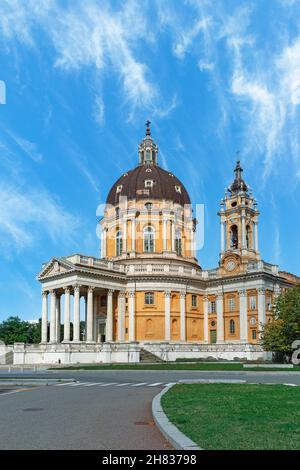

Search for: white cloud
xmin=173 ymin=17 xmax=211 ymax=59
xmin=0 ymin=183 xmax=81 ymax=254
xmin=0 ymin=0 xmax=160 ymax=116
xmin=8 ymin=132 xmax=43 ymax=163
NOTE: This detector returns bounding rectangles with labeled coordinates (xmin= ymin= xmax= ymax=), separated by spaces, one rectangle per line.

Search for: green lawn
xmin=161 ymin=383 xmax=300 ymax=450
xmin=50 ymin=363 xmax=300 ymax=371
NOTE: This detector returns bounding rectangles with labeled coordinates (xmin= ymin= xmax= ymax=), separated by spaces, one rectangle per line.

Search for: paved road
xmin=1 ymin=369 xmax=300 ymax=449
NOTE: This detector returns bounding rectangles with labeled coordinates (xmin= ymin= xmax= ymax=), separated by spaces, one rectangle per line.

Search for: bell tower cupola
xmin=138 ymin=120 xmax=158 ymax=165
xmin=218 ymin=160 xmax=260 ymax=273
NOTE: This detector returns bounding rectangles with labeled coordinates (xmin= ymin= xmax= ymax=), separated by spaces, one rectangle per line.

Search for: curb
xmin=179 ymin=379 xmax=246 ymax=384
xmin=152 ymin=385 xmax=201 ymax=451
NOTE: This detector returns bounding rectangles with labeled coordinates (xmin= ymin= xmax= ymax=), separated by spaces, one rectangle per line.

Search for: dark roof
xmin=228 ymin=160 xmax=248 ymax=194
xmin=106 ymin=163 xmax=191 ymax=206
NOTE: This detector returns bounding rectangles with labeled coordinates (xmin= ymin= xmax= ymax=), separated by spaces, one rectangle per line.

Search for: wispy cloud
xmin=0 ymin=0 xmax=173 ymax=120
xmin=0 ymin=182 xmax=80 ymax=255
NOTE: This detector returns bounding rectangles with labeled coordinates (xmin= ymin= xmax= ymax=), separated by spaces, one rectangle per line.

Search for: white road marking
xmin=165 ymin=383 xmax=176 ymax=387
xmin=84 ymin=382 xmax=104 ymax=386
xmin=99 ymin=382 xmax=118 ymax=387
xmin=116 ymin=383 xmax=131 ymax=387
xmin=147 ymin=382 xmax=163 ymax=387
xmin=130 ymin=382 xmax=148 ymax=387
xmin=69 ymin=382 xmax=91 ymax=386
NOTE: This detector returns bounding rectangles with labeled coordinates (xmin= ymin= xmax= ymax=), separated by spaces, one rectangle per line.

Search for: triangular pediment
xmin=37 ymin=257 xmax=75 ymax=280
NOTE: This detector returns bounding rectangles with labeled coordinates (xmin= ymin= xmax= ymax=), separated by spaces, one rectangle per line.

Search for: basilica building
xmin=13 ymin=123 xmax=299 ymax=364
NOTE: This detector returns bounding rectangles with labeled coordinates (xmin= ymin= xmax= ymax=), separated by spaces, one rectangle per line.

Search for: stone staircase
xmin=140 ymin=348 xmax=164 ymax=363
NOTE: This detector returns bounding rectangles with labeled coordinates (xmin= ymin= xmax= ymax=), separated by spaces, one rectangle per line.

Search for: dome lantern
xmin=138 ymin=120 xmax=158 ymax=166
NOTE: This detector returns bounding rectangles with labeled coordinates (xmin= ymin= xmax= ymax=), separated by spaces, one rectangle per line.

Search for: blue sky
xmin=0 ymin=0 xmax=300 ymax=321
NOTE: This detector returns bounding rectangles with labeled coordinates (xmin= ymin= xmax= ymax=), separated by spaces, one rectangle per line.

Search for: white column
xmin=73 ymin=286 xmax=81 ymax=342
xmin=128 ymin=290 xmax=135 ymax=341
xmin=171 ymin=221 xmax=175 ymax=251
xmin=164 ymin=290 xmax=171 ymax=341
xmin=117 ymin=291 xmax=125 ymax=341
xmin=41 ymin=291 xmax=48 ymax=343
xmin=241 ymin=216 xmax=246 ymax=249
xmin=254 ymin=222 xmax=259 ymax=252
xmin=220 ymin=221 xmax=225 ymax=253
xmin=203 ymin=296 xmax=209 ymax=343
xmin=63 ymin=287 xmax=71 ymax=342
xmin=123 ymin=220 xmax=127 ymax=254
xmin=258 ymin=288 xmax=266 ymax=328
xmin=216 ymin=293 xmax=224 ymax=343
xmin=55 ymin=295 xmax=61 ymax=343
xmin=131 ymin=218 xmax=136 ymax=254
xmin=49 ymin=290 xmax=56 ymax=343
xmin=106 ymin=290 xmax=114 ymax=341
xmin=180 ymin=292 xmax=186 ymax=341
xmin=239 ymin=290 xmax=248 ymax=342
xmin=163 ymin=218 xmax=167 ymax=251
xmin=86 ymin=286 xmax=94 ymax=342
xmin=93 ymin=295 xmax=98 ymax=342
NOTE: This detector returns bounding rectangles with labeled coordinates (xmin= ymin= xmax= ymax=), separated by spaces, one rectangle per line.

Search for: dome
xmin=106 ymin=163 xmax=191 ymax=206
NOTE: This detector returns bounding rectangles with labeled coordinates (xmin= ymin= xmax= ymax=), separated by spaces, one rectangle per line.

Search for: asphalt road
xmin=1 ymin=369 xmax=300 ymax=450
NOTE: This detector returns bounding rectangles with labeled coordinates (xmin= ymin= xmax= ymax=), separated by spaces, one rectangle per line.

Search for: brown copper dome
xmin=106 ymin=163 xmax=191 ymax=206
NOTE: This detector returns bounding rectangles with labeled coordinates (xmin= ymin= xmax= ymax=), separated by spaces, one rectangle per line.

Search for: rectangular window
xmin=252 ymin=330 xmax=257 ymax=340
xmin=145 ymin=292 xmax=154 ymax=305
xmin=228 ymin=298 xmax=235 ymax=312
xmin=209 ymin=301 xmax=216 ymax=313
xmin=191 ymin=295 xmax=197 ymax=307
xmin=100 ymin=296 xmax=107 ymax=307
xmin=249 ymin=296 xmax=256 ymax=310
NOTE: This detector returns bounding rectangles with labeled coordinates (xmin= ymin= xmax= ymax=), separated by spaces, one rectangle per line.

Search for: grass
xmin=161 ymin=383 xmax=300 ymax=450
xmin=49 ymin=363 xmax=300 ymax=371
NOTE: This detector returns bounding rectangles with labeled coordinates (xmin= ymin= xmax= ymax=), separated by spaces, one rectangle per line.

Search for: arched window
xmin=175 ymin=232 xmax=182 ymax=256
xmin=145 ymin=202 xmax=152 ymax=211
xmin=229 ymin=319 xmax=235 ymax=334
xmin=230 ymin=225 xmax=238 ymax=249
xmin=115 ymin=207 xmax=120 ymax=218
xmin=172 ymin=319 xmax=178 ymax=335
xmin=246 ymin=225 xmax=250 ymax=249
xmin=146 ymin=319 xmax=153 ymax=335
xmin=143 ymin=225 xmax=155 ymax=253
xmin=116 ymin=230 xmax=122 ymax=256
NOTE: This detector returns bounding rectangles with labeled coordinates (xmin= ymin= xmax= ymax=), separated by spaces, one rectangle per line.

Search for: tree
xmin=0 ymin=316 xmax=30 ymax=344
xmin=0 ymin=316 xmax=42 ymax=344
xmin=261 ymin=284 xmax=300 ymax=362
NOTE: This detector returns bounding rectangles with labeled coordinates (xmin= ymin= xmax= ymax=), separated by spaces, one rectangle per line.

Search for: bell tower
xmin=218 ymin=160 xmax=260 ymax=274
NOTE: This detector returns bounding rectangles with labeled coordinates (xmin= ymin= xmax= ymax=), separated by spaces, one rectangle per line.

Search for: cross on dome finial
xmin=145 ymin=120 xmax=151 ymax=136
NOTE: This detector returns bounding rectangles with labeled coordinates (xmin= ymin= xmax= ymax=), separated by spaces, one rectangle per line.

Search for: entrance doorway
xmin=210 ymin=330 xmax=217 ymax=344
xmin=97 ymin=317 xmax=106 ymax=342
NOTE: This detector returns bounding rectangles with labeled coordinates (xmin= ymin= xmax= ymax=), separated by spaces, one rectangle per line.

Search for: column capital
xmin=118 ymin=291 xmax=126 ymax=298
xmin=49 ymin=289 xmax=56 ymax=297
xmin=87 ymin=286 xmax=95 ymax=294
xmin=164 ymin=290 xmax=171 ymax=298
xmin=108 ymin=289 xmax=114 ymax=296
xmin=63 ymin=286 xmax=71 ymax=294
xmin=238 ymin=289 xmax=247 ymax=297
xmin=216 ymin=293 xmax=223 ymax=300
xmin=257 ymin=287 xmax=266 ymax=295
xmin=179 ymin=292 xmax=186 ymax=299
xmin=203 ymin=295 xmax=209 ymax=301
xmin=42 ymin=290 xmax=48 ymax=297
xmin=73 ymin=285 xmax=81 ymax=294
xmin=128 ymin=290 xmax=135 ymax=298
